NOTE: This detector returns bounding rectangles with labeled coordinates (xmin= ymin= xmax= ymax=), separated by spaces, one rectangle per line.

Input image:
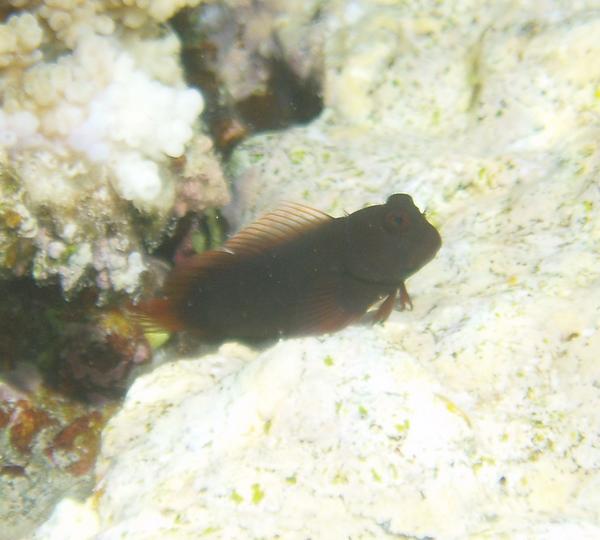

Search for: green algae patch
xmin=145 ymin=330 xmax=171 ymax=350
xmin=191 ymin=231 xmax=207 ymax=254
xmin=335 ymin=401 xmax=343 ymax=415
xmin=332 ymin=471 xmax=349 ymax=484
xmin=395 ymin=419 xmax=410 ymax=433
xmin=323 ymin=355 xmax=334 ymax=367
xmin=230 ymin=490 xmax=244 ymax=504
xmin=251 ymin=483 xmax=265 ymax=504
xmin=289 ymin=149 xmax=307 ymax=164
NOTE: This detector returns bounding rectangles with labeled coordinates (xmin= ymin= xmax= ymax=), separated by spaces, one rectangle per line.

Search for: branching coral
xmin=8 ymin=0 xmax=205 ymax=48
xmin=0 ymin=12 xmax=43 ymax=68
xmin=0 ymin=0 xmax=229 ymax=294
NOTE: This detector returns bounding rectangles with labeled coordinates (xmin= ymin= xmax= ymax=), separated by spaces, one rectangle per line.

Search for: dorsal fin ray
xmin=223 ymin=202 xmax=333 ymax=257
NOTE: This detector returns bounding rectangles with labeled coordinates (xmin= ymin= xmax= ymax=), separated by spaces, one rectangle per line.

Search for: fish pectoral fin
xmin=298 ymin=308 xmax=361 ymax=335
xmin=292 ymin=278 xmax=361 ymax=336
xmin=398 ymin=281 xmax=413 ymax=311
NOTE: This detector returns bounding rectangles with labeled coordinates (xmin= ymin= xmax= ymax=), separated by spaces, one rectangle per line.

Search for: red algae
xmin=9 ymin=400 xmax=56 ymax=454
xmin=45 ymin=411 xmax=104 ymax=476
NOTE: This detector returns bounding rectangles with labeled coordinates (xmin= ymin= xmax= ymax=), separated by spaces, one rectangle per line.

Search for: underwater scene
xmin=1 ymin=0 xmax=599 ymax=538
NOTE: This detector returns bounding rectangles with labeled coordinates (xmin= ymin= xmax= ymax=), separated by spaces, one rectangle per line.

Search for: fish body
xmin=134 ymin=194 xmax=441 ymax=340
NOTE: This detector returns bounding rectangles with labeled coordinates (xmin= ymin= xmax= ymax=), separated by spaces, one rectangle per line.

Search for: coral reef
xmin=0 ymin=1 xmax=229 ymax=294
xmin=28 ymin=0 xmax=600 ymax=538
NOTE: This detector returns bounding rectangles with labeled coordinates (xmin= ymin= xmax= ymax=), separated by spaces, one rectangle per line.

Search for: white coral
xmin=0 ymin=12 xmax=43 ymax=67
xmin=0 ymin=0 xmax=226 ymax=293
xmin=8 ymin=0 xmax=205 ymax=48
xmin=4 ymin=34 xmax=203 ymax=211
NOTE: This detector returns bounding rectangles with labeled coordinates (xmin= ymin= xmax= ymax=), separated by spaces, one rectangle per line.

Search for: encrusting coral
xmin=0 ymin=0 xmax=229 ymax=294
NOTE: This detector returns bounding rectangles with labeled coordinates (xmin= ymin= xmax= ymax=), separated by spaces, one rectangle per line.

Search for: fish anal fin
xmin=223 ymin=202 xmax=334 ymax=257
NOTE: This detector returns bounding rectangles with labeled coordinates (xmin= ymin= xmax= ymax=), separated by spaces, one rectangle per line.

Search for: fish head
xmin=343 ymin=193 xmax=442 ymax=284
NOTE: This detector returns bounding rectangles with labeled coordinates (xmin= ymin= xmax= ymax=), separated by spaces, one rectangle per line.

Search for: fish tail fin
xmin=126 ymin=297 xmax=185 ymax=334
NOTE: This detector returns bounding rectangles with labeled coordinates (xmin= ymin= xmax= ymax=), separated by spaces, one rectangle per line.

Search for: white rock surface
xmin=33 ymin=0 xmax=600 ymax=538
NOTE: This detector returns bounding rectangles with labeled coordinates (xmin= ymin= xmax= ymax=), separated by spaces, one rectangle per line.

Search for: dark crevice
xmin=0 ymin=277 xmax=148 ymax=403
xmin=152 ymin=209 xmax=229 ymax=264
xmin=171 ymin=4 xmax=323 ymax=157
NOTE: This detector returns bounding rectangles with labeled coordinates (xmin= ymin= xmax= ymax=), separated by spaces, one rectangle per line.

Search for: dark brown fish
xmin=133 ymin=194 xmax=441 ymax=340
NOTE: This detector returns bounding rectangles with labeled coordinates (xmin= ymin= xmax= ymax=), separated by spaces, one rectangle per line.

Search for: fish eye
xmin=384 ymin=211 xmax=410 ymax=232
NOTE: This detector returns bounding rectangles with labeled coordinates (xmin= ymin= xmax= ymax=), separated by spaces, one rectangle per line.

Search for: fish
xmin=132 ymin=194 xmax=441 ymax=341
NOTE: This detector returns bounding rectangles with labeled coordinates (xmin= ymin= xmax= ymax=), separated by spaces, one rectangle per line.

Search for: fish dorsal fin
xmin=223 ymin=202 xmax=333 ymax=257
